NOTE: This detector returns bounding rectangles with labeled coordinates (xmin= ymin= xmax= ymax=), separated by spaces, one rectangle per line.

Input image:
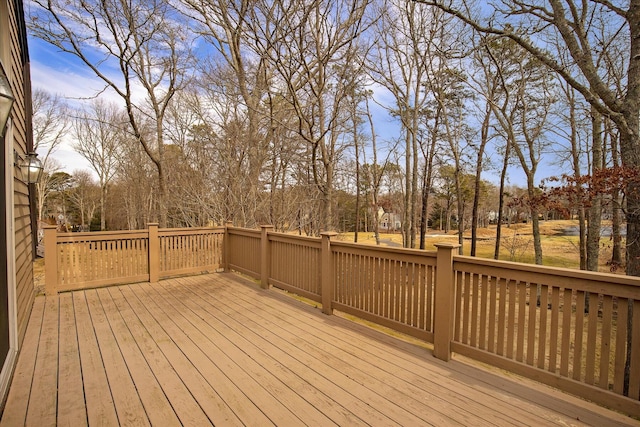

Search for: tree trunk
xmin=403 ymin=132 xmax=412 ymax=247
xmin=494 ymin=140 xmax=511 ymax=260
xmin=586 ymin=107 xmax=603 ymax=271
xmin=610 ymin=127 xmax=623 ymax=268
xmin=472 ymin=102 xmax=490 ymax=256
xmin=578 ymin=207 xmax=587 ymax=270
xmin=354 ymin=135 xmax=360 ymax=243
xmin=100 ymin=185 xmax=107 ymax=231
xmin=620 ymin=127 xmax=640 ymax=276
xmin=456 ymin=168 xmax=464 ymax=255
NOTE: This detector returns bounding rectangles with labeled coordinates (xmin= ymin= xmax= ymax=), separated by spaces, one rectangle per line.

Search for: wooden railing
xmin=225 ymin=226 xmax=640 ymax=418
xmin=43 ymin=224 xmax=224 ymax=294
xmin=42 ymin=223 xmax=640 ymax=417
xmin=450 ymin=256 xmax=640 ymax=416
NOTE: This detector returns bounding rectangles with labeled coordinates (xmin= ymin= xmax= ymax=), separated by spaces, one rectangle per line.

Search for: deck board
xmin=57 ymin=292 xmax=87 ymax=426
xmin=25 ymin=297 xmax=58 ymax=426
xmin=2 ymin=272 xmax=639 ymax=427
xmin=0 ymin=297 xmax=45 ymax=425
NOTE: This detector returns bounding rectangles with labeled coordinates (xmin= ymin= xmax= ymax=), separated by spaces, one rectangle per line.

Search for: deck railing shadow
xmin=43 ymin=223 xmax=640 ymax=418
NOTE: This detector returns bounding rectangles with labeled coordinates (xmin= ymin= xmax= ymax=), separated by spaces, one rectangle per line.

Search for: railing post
xmin=321 ymin=232 xmax=338 ymax=315
xmin=433 ymin=242 xmax=460 ymax=361
xmin=148 ymin=223 xmax=160 ymax=283
xmin=43 ymin=225 xmax=58 ymax=296
xmin=260 ymin=225 xmax=274 ymax=289
xmin=223 ymin=221 xmax=233 ymax=272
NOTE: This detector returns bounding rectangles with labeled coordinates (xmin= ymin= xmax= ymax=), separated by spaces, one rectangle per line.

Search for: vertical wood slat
xmin=375 ymin=258 xmax=382 ymax=317
xmin=613 ymin=298 xmax=629 ymax=395
xmin=384 ymin=259 xmax=391 ymax=319
xmin=598 ymin=295 xmax=613 ymax=389
xmin=548 ymin=286 xmax=560 ymax=373
xmin=479 ymin=275 xmax=488 ymax=351
xmin=560 ymin=289 xmax=573 ymax=376
xmin=585 ymin=294 xmax=599 ymax=385
xmin=506 ymin=280 xmax=516 ymax=359
xmin=470 ymin=274 xmax=479 ymax=348
xmin=426 ymin=266 xmax=433 ymax=333
xmin=462 ymin=273 xmax=471 ymax=345
xmin=516 ymin=282 xmax=527 ymax=363
xmin=454 ymin=271 xmax=463 ymax=342
xmin=395 ymin=261 xmax=402 ymax=322
xmin=411 ymin=263 xmax=419 ymax=327
xmin=497 ymin=278 xmax=507 ymax=357
xmin=526 ymin=284 xmax=537 ymax=366
xmin=573 ymin=292 xmax=586 ymax=381
xmin=629 ymin=300 xmax=640 ymax=399
xmin=537 ymin=285 xmax=549 ymax=370
xmin=488 ymin=277 xmax=497 ymax=354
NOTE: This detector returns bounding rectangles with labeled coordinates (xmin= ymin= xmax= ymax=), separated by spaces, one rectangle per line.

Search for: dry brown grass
xmin=33 ymin=258 xmax=45 ymax=295
xmin=342 ymin=220 xmax=624 ymax=274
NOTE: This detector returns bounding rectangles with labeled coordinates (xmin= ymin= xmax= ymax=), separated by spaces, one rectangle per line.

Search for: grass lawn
xmin=339 ymin=219 xmax=624 ymax=274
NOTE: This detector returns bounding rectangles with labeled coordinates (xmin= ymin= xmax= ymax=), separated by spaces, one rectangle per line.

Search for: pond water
xmin=561 ymin=225 xmax=627 ymax=237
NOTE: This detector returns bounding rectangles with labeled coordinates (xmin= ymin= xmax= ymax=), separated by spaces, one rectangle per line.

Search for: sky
xmin=29 ymin=36 xmax=105 ymax=175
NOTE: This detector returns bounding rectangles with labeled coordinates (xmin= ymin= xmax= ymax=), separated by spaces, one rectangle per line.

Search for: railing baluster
xmin=506 ymin=279 xmax=517 ymax=359
xmin=630 ymin=300 xmax=640 ymax=399
xmin=548 ymin=286 xmax=560 ymax=372
xmin=516 ymin=281 xmax=527 ymax=362
xmin=537 ymin=285 xmax=549 ymax=369
xmin=573 ymin=291 xmax=586 ymax=381
xmin=497 ymin=278 xmax=507 ymax=357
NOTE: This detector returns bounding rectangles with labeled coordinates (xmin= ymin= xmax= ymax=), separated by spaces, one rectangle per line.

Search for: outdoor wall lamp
xmin=0 ymin=61 xmax=15 ymax=136
xmin=14 ymin=151 xmax=44 ymax=184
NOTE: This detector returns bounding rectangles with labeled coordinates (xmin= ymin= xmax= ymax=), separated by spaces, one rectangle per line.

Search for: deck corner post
xmin=260 ymin=225 xmax=274 ymax=289
xmin=43 ymin=225 xmax=58 ymax=296
xmin=321 ymin=231 xmax=338 ymax=315
xmin=433 ymin=242 xmax=460 ymax=361
xmin=223 ymin=221 xmax=233 ymax=271
xmin=148 ymin=223 xmax=160 ymax=283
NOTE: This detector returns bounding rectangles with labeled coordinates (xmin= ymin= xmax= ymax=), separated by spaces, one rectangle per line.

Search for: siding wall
xmin=3 ymin=0 xmax=35 ymax=350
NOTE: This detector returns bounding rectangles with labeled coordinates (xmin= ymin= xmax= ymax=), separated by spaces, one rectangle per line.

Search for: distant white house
xmin=378 ymin=208 xmax=401 ymax=232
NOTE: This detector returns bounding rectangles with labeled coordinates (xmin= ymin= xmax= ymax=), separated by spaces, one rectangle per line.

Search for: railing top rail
xmin=54 ymin=229 xmax=149 ymax=238
xmin=267 ymin=232 xmax=321 ymax=246
xmin=56 ymin=230 xmax=149 ymax=243
xmin=159 ymin=227 xmax=224 ymax=236
xmin=227 ymin=227 xmax=261 ymax=237
xmin=331 ymin=240 xmax=437 ymax=258
xmin=454 ymin=255 xmax=640 ymax=297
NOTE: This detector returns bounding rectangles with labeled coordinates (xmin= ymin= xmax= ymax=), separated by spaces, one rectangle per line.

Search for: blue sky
xmin=30 ymin=36 xmax=108 ymax=174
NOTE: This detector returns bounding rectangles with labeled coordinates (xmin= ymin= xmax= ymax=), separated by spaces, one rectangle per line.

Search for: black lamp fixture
xmin=14 ymin=151 xmax=44 ymax=184
xmin=0 ymin=60 xmax=14 ymax=136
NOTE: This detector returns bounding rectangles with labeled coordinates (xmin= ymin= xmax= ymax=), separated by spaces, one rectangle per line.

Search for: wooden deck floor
xmin=1 ymin=273 xmax=637 ymax=426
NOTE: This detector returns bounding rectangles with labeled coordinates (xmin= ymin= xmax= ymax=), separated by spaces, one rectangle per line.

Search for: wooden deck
xmin=1 ymin=273 xmax=637 ymax=426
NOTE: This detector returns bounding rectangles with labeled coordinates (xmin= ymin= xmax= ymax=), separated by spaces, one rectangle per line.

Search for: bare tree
xmin=67 ymin=169 xmax=100 ymax=231
xmin=368 ymin=0 xmax=437 ymax=247
xmin=31 ymin=89 xmax=70 ymax=219
xmin=253 ymin=0 xmax=370 ymax=233
xmin=73 ymin=100 xmax=121 ymax=230
xmin=179 ymin=0 xmax=270 ymax=227
xmin=30 ymin=0 xmax=194 ymax=227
